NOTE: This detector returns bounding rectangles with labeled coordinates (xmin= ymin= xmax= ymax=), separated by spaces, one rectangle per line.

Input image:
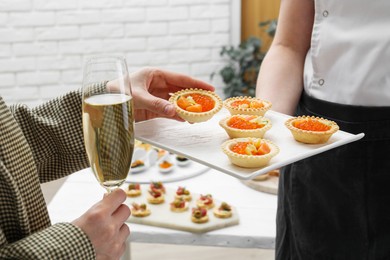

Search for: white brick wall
xmin=0 ymin=0 xmax=239 ymax=107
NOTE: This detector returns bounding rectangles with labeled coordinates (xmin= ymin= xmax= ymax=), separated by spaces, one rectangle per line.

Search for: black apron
xmin=276 ymin=92 xmax=390 ymax=260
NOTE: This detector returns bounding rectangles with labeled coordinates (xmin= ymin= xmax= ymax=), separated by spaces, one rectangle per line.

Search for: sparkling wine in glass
xmin=82 ymin=56 xmax=134 ymax=193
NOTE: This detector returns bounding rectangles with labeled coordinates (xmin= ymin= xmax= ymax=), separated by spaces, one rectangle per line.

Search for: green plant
xmin=212 ymin=20 xmax=277 ymax=98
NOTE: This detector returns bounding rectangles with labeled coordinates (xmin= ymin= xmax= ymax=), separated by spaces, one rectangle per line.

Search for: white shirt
xmin=304 ymin=0 xmax=390 ymax=106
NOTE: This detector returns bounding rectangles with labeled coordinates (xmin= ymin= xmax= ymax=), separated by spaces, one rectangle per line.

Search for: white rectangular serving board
xmin=126 ymin=187 xmax=239 ymax=233
xmin=134 ymin=108 xmax=364 ymax=180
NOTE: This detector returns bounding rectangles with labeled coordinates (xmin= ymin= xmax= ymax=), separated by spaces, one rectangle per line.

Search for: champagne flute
xmin=82 ymin=56 xmax=135 ymax=193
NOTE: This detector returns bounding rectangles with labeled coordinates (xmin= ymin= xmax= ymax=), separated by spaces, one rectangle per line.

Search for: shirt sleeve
xmin=9 ymin=89 xmax=90 ymax=183
xmin=0 ymin=223 xmax=95 ymax=259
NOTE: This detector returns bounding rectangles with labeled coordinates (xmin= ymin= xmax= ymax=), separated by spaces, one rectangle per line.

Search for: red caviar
xmin=187 ymin=94 xmax=214 ymax=112
xmin=231 ymin=141 xmax=270 ymax=156
xmin=227 ymin=116 xmax=264 ymax=130
xmin=177 ymin=94 xmax=215 ymax=112
xmin=231 ymin=100 xmax=264 ymax=109
xmin=293 ymin=118 xmax=331 ymax=132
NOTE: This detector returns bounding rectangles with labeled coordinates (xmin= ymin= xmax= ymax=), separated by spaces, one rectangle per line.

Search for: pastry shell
xmin=285 ymin=116 xmax=339 ymax=144
xmin=147 ymin=193 xmax=165 ymax=204
xmin=170 ymin=202 xmax=189 ymax=213
xmin=224 ymin=96 xmax=272 ymax=116
xmin=131 ymin=203 xmax=151 ymax=217
xmin=221 ymin=138 xmax=279 ymax=168
xmin=196 ymin=200 xmax=214 ymax=210
xmin=252 ymin=173 xmax=269 ymax=181
xmin=125 ymin=189 xmax=141 ymax=197
xmin=252 ymin=169 xmax=279 ymax=181
xmin=191 ymin=215 xmax=209 ymax=224
xmin=219 ymin=114 xmax=272 ymax=139
xmin=132 ymin=208 xmax=151 ymax=217
xmin=196 ymin=194 xmax=214 ymax=209
xmin=147 ymin=196 xmax=164 ymax=204
xmin=175 ymin=194 xmax=192 ymax=202
xmin=169 ymin=88 xmax=223 ymax=123
xmin=213 ymin=208 xmax=233 ymax=219
xmin=191 ymin=207 xmax=209 ymax=223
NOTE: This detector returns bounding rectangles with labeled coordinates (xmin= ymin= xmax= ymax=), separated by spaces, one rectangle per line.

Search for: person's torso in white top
xmin=304 ymin=0 xmax=390 ymax=106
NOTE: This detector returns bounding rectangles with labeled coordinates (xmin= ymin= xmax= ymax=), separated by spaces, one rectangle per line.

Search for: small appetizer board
xmin=135 ymin=108 xmax=364 ymax=180
xmin=127 ymin=149 xmax=209 ymax=184
xmin=125 ymin=187 xmax=239 ymax=233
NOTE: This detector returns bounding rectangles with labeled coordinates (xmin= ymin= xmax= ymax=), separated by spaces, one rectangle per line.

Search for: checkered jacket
xmin=0 ymin=90 xmax=95 ymax=259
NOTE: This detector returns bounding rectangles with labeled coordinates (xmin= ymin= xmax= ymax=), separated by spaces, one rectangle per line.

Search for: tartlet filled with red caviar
xmin=223 ymin=96 xmax=272 ymax=116
xmin=219 ymin=114 xmax=272 ymax=138
xmin=222 ymin=138 xmax=279 ymax=168
xmin=169 ymin=88 xmax=222 ymax=123
xmin=285 ymin=116 xmax=339 ymax=144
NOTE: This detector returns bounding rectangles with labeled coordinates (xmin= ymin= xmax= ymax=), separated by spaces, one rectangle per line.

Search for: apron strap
xmin=300 ymin=91 xmax=390 ymax=122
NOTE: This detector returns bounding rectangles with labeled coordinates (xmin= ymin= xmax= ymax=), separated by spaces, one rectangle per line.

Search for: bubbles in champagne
xmin=83 ymin=93 xmax=135 ymax=191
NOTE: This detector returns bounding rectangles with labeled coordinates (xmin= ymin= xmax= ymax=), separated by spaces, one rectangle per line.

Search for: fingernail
xmin=164 ymin=104 xmax=175 ymax=115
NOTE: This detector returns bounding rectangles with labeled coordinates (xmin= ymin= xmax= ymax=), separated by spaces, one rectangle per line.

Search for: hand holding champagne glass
xmin=82 ymin=56 xmax=134 ymax=193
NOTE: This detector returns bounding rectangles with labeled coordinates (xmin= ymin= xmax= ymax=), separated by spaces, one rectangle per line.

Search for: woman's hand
xmin=130 ymin=67 xmax=215 ymax=122
xmin=71 ymin=189 xmax=131 ymax=260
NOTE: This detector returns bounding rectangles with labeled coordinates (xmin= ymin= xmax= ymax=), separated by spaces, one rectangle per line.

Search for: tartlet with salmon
xmin=285 ymin=116 xmax=339 ymax=144
xmin=169 ymin=88 xmax=222 ymax=123
xmin=223 ymin=96 xmax=272 ymax=116
xmin=219 ymin=114 xmax=272 ymax=138
xmin=222 ymin=138 xmax=279 ymax=168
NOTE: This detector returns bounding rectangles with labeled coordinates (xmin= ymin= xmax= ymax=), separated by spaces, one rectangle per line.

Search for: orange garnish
xmin=186 ymin=104 xmax=202 ymax=112
xmin=231 ymin=141 xmax=270 ymax=156
xmin=293 ymin=118 xmax=331 ymax=132
xmin=177 ymin=94 xmax=215 ymax=112
xmin=227 ymin=116 xmax=264 ymax=130
xmin=257 ymin=142 xmax=271 ymax=155
xmin=177 ymin=96 xmax=193 ymax=110
xmin=185 ymin=93 xmax=215 ymax=112
xmin=231 ymin=100 xmax=264 ymax=109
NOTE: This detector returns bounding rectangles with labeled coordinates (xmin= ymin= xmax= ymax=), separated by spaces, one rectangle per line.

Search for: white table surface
xmin=47 ymin=167 xmax=277 ymax=249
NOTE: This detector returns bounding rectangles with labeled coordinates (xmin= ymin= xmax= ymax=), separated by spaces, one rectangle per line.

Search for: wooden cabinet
xmin=241 ymin=0 xmax=280 ymax=50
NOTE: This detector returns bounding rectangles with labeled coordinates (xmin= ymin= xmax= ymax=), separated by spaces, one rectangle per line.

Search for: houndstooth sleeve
xmin=9 ymin=89 xmax=90 ymax=183
xmin=0 ymin=223 xmax=95 ymax=258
